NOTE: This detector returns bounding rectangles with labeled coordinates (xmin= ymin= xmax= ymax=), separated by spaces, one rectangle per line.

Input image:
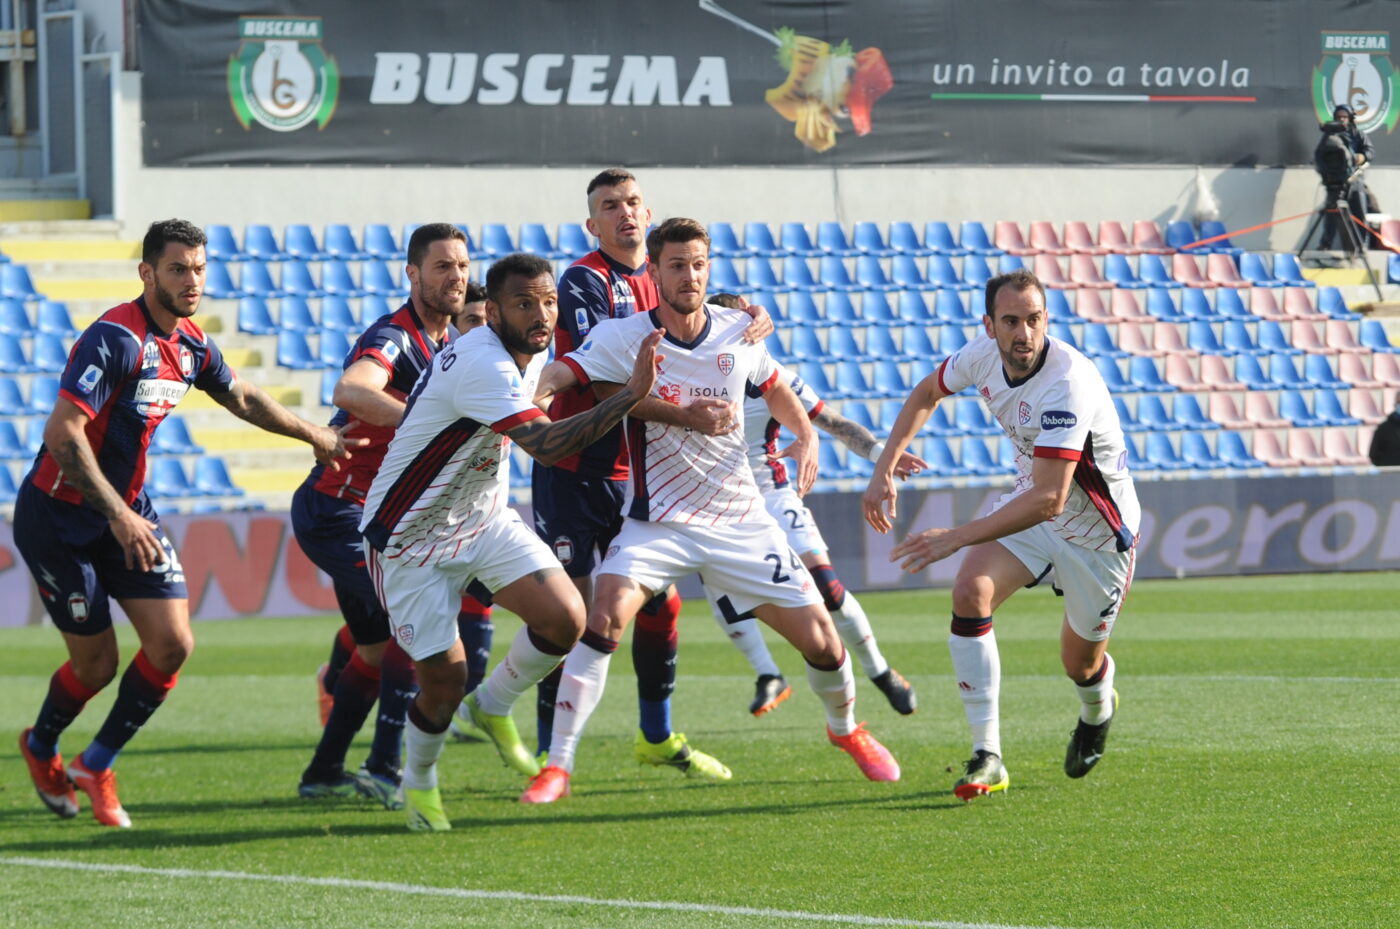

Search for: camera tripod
xmin=1297 ymin=165 xmax=1383 ymax=301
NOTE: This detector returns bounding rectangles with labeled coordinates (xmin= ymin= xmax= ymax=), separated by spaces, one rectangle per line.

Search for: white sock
xmin=547 ymin=642 xmax=613 ymax=773
xmin=948 ymin=629 xmax=1001 ymax=757
xmin=805 ymin=651 xmax=856 ymax=736
xmin=1077 ymin=653 xmax=1116 ymax=724
xmin=831 ymin=594 xmax=888 ymax=679
xmin=402 ymin=716 xmax=448 ymax=791
xmin=476 ymin=626 xmax=565 ymax=716
xmin=713 ymin=610 xmax=783 ymax=678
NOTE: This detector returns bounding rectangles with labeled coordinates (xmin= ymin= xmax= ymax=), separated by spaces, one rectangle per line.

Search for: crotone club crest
xmin=717 ymin=353 xmax=735 ymax=375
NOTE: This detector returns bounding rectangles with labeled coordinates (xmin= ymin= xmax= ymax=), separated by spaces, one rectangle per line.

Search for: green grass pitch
xmin=0 ymin=572 xmax=1396 ymax=929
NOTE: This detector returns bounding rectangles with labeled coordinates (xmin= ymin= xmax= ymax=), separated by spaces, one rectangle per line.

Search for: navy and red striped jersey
xmin=546 ymin=249 xmax=658 ymax=479
xmin=308 ymin=301 xmax=449 ymax=504
xmin=28 ymin=296 xmax=235 ymax=507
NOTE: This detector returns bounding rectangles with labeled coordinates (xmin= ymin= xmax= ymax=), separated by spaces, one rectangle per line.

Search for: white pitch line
xmin=0 ymin=856 xmax=1087 ymax=929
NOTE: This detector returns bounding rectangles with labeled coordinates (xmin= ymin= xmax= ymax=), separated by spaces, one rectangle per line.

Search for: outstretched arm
xmin=209 ymin=380 xmax=366 ymax=471
xmin=862 ymin=371 xmax=947 ymax=533
xmin=813 ymin=406 xmax=927 ymax=478
xmin=763 ymin=380 xmax=819 ymax=495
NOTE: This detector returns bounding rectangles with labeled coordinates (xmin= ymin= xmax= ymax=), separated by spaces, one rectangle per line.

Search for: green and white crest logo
xmin=228 ymin=17 xmax=339 ymax=132
xmin=1312 ymin=31 xmax=1399 ymax=134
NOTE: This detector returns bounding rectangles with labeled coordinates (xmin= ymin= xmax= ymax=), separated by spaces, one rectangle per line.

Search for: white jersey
xmin=742 ymin=362 xmax=824 ymax=494
xmin=562 ymin=305 xmax=779 ymax=526
xmin=361 ymin=325 xmax=546 ymax=566
xmin=937 ymin=333 xmax=1139 ymax=553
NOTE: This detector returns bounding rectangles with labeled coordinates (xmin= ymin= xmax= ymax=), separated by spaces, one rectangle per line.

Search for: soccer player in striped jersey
xmin=863 ymin=269 xmax=1139 ymax=800
xmin=358 ymin=252 xmax=662 ymax=831
xmin=519 ymin=218 xmax=901 ymax=804
xmin=15 ymin=219 xmax=361 ymax=827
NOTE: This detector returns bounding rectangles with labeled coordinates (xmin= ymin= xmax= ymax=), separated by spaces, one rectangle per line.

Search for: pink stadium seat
xmin=1132 ymin=220 xmax=1173 ymax=255
xmin=1244 ymin=392 xmax=1290 ymax=428
xmin=1064 ymin=221 xmax=1110 ymax=255
xmin=1034 ymin=254 xmax=1076 ymax=289
xmin=1324 ymin=319 xmax=1367 ymax=354
xmin=1251 ymin=430 xmax=1293 ymax=467
xmin=1206 ymin=254 xmax=1249 ymax=288
xmin=1287 ymin=429 xmax=1335 ymax=466
xmin=1097 ymin=221 xmax=1139 ymax=255
xmin=994 ymin=221 xmax=1036 ymax=256
xmin=1380 ymin=219 xmax=1400 ymax=250
xmin=1247 ymin=288 xmax=1288 ymax=320
xmin=1117 ymin=321 xmax=1160 ymax=356
xmin=1289 ymin=320 xmax=1329 ymax=354
xmin=1375 ymin=352 xmax=1400 ymax=386
xmin=1198 ymin=354 xmax=1243 ymax=389
xmin=1359 ymin=423 xmax=1378 ymax=455
xmin=1350 ymin=388 xmax=1387 ymax=423
xmin=1152 ymin=321 xmax=1197 ymax=357
xmin=1165 ymin=353 xmax=1210 ymax=390
xmin=1030 ymin=221 xmax=1073 ymax=255
xmin=1282 ymin=287 xmax=1325 ymax=320
xmin=1340 ymin=353 xmax=1384 ymax=388
xmin=1324 ymin=427 xmax=1371 ymax=466
xmin=1069 ymin=254 xmax=1112 ymax=289
xmin=1110 ymin=289 xmax=1151 ymax=320
xmin=1173 ymin=253 xmax=1212 ymax=288
xmin=1208 ymin=392 xmax=1252 ymax=428
xmin=1075 ymin=288 xmax=1114 ymax=321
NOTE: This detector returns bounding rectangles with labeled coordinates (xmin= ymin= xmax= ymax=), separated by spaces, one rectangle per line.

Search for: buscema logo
xmin=1041 ymin=410 xmax=1077 ymax=429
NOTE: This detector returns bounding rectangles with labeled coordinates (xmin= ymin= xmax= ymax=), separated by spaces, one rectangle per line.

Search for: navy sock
xmin=323 ymin=625 xmax=355 ymax=695
xmin=536 ymin=664 xmax=562 ymax=755
xmin=366 ymin=641 xmax=416 ymax=776
xmin=457 ymin=596 xmax=494 ymax=696
xmin=29 ymin=662 xmax=100 ymax=759
xmin=87 ymin=651 xmax=177 ymax=772
xmin=634 ymin=589 xmax=680 ymax=744
xmin=305 ymin=651 xmax=378 ymax=781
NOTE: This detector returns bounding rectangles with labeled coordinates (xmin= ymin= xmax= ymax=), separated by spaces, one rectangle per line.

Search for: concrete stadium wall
xmin=113 ymin=73 xmax=1396 ymax=255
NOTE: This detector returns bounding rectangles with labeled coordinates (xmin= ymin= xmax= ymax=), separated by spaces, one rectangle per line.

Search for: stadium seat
xmin=819 ymin=256 xmax=861 ymax=292
xmin=1260 ymin=320 xmax=1305 ymax=356
xmin=1265 ymin=355 xmax=1310 ymax=390
xmin=1208 ymin=392 xmax=1251 ymax=429
xmin=363 ymin=224 xmax=400 ymax=261
xmin=1135 ymin=394 xmax=1173 ymax=431
xmin=860 ymin=291 xmax=901 ymax=326
xmin=1096 ymin=220 xmax=1138 ymax=255
xmin=923 ymin=221 xmax=968 ymax=257
xmin=1323 ymin=319 xmax=1366 ymax=354
xmin=35 ymin=301 xmax=77 ymax=337
xmin=278 ymin=296 xmax=318 ymax=333
xmin=890 ymin=222 xmax=932 ymax=256
xmin=865 ymin=326 xmax=903 ymax=360
xmin=854 ymin=255 xmax=897 ymax=291
xmin=0 ymin=377 xmax=33 ymax=415
xmin=1232 ymin=354 xmax=1273 ymax=390
xmin=362 ymin=260 xmax=406 ymax=296
xmin=954 ymin=399 xmax=999 ymax=435
xmin=204 ymin=262 xmax=239 ymax=299
xmin=852 ymin=221 xmax=894 ymax=257
xmin=280 ymin=261 xmax=321 ymax=297
xmin=0 ymin=463 xmax=17 ymax=503
xmin=1128 ymin=356 xmax=1175 ymax=392
xmin=1095 ymin=356 xmax=1136 ymax=392
xmin=824 ymin=292 xmax=862 ymax=326
xmin=149 ymin=458 xmax=196 ymax=498
xmin=1359 ymin=319 xmax=1400 ymax=354
xmin=902 ymin=325 xmax=940 ymax=359
xmin=887 ymin=255 xmax=931 ymax=291
xmin=1073 ymin=289 xmax=1113 ymax=322
xmin=319 ymin=368 xmax=339 ymax=406
xmin=1186 ymin=321 xmax=1230 ymax=355
xmin=1220 ymin=319 xmax=1265 ymax=355
xmin=1048 ymin=321 xmax=1081 ymax=352
xmin=918 ymin=436 xmax=967 ymax=476
xmin=1069 ymin=254 xmax=1111 ymax=289
xmin=1302 ymin=353 xmax=1348 ymax=389
xmin=1103 ymin=254 xmax=1148 ymax=289
xmin=783 ymin=256 xmax=822 ymax=292
xmin=1064 ymin=221 xmax=1109 ymax=255
xmin=1172 ymin=254 xmax=1211 ymax=288
xmin=1165 ymin=353 xmax=1212 ymax=390
xmin=1349 ymin=388 xmax=1387 ymax=423
xmin=1173 ymin=393 xmax=1218 ymax=430
xmin=1029 ymin=221 xmax=1073 ymax=255
xmin=480 ymin=223 xmax=516 ymax=259
xmin=744 ymin=222 xmax=784 ymax=257
xmin=963 ymin=255 xmax=995 ymax=289
xmin=817 ymin=222 xmax=857 ymax=256
xmin=283 ymin=224 xmax=324 ymax=261
xmin=1131 ymin=220 xmax=1173 ymax=255
xmin=959 ymin=221 xmax=1002 ymax=256
xmin=0 ymin=333 xmax=33 ymax=373
xmin=243 ymin=224 xmax=285 ymax=261
xmin=786 ymin=293 xmax=828 ymax=328
xmin=323 ymin=224 xmax=367 ymax=261
xmin=1144 ymin=433 xmax=1189 ymax=471
xmin=1286 ymin=429 xmax=1334 ymax=467
xmin=708 ymin=222 xmax=744 ymax=257
xmin=0 ymin=420 xmax=27 ymax=458
xmin=927 ymin=256 xmax=973 ymax=291
xmin=834 ymin=361 xmax=876 ymax=399
xmin=1272 ymin=253 xmax=1314 ymax=288
xmin=1206 ymin=253 xmax=1249 ymax=288
xmin=1 ymin=264 xmax=43 ymax=301
xmin=1280 ymin=390 xmax=1326 ymax=427
xmin=1238 ymin=252 xmax=1282 ymax=288
xmin=238 ymin=261 xmax=281 ymax=298
xmin=933 ymin=290 xmax=977 ymax=326
xmin=0 ymin=298 xmax=31 ymax=335
xmin=1217 ymin=430 xmax=1265 ymax=468
xmin=319 ymin=329 xmax=352 ymax=368
xmin=20 ymin=417 xmax=43 ymax=456
xmin=194 ymin=457 xmax=245 ymax=497
xmin=276 ymin=331 xmax=321 ymax=370
xmin=1137 ymin=254 xmax=1175 ymax=288
xmin=519 ymin=223 xmax=564 ymax=259
xmin=1164 ymin=221 xmax=1203 ymax=253
xmin=1318 ymin=287 xmax=1357 ymax=319
xmin=1180 ymin=432 xmax=1223 ymax=469
xmin=29 ymin=376 xmax=58 ymax=410
xmin=782 ymin=222 xmax=821 ymax=256
xmin=1197 ymin=221 xmax=1244 ymax=256
xmin=1180 ymin=289 xmax=1225 ymax=322
xmin=1117 ymin=321 xmax=1161 ymax=358
xmin=940 ymin=325 xmax=970 ymax=354
xmin=205 ymin=224 xmax=243 ymax=261
xmin=891 ymin=291 xmax=932 ymax=326
xmin=237 ymin=296 xmax=278 ymax=335
xmin=1214 ymin=288 xmax=1252 ymax=320
xmin=1113 ymin=397 xmax=1143 ymax=432
xmin=153 ymin=415 xmax=203 ymax=455
xmin=1247 ymin=288 xmax=1288 ymax=321
xmin=994 ymin=221 xmax=1035 ymax=256
xmin=1040 ymin=288 xmax=1072 ymax=322
xmin=1282 ymin=288 xmax=1325 ymax=320
xmin=1144 ymin=288 xmax=1187 ymax=322
xmin=1341 ymin=352 xmax=1391 ymax=388
xmin=872 ymin=360 xmax=909 ymax=395
xmin=31 ymin=333 xmax=67 ymax=373
xmin=1315 ymin=389 xmax=1361 ymax=426
xmin=1032 ymin=254 xmax=1074 ymax=289
xmin=1082 ymin=322 xmax=1127 ymax=358
xmin=744 ymin=257 xmax=785 ymax=293
xmin=1322 ymin=427 xmax=1370 ymax=466
xmin=828 ymin=327 xmax=869 ymax=362
xmin=320 ymin=295 xmax=360 ymax=332
xmin=961 ymin=436 xmax=1008 ymax=476
xmin=797 ymin=362 xmax=836 ymax=396
xmin=558 ymin=223 xmax=593 ymax=259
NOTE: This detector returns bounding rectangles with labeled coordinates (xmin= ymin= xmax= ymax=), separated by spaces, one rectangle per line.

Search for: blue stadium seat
xmin=853 ymin=221 xmax=894 ymax=257
xmin=890 ymin=222 xmax=932 ymax=256
xmin=781 ymin=222 xmax=820 ymax=256
xmin=519 ymin=223 xmax=564 ymax=259
xmin=997 ymin=436 xmax=1019 ymax=471
xmin=928 ymin=256 xmax=972 ymax=291
xmin=205 ymin=224 xmax=244 ymax=261
xmin=866 ymin=326 xmax=905 ymax=359
xmin=1279 ymin=390 xmax=1325 ymax=427
xmin=1238 ymin=252 xmax=1282 ymax=288
xmin=1180 ymin=289 xmax=1224 ymax=321
xmin=1257 ymin=320 xmax=1303 ymax=356
xmin=1215 ymin=288 xmax=1253 ymax=321
xmin=819 ymin=256 xmax=860 ymax=292
xmin=319 ymin=329 xmax=352 ymax=368
xmin=818 ymin=442 xmax=854 ymax=479
xmin=1317 ymin=287 xmax=1358 ymax=319
xmin=1135 ymin=394 xmax=1173 ymax=431
xmin=1180 ymin=432 xmax=1222 ymax=469
xmin=1164 ymin=221 xmax=1202 ymax=253
xmin=860 ymin=291 xmax=901 ymax=326
xmin=35 ymin=301 xmax=77 ymax=337
xmin=1186 ymin=321 xmax=1231 ymax=355
xmin=962 ymin=255 xmax=995 ymax=288
xmin=996 ymin=254 xmax=1027 ymax=275
xmin=789 ymin=327 xmax=827 ymax=361
xmin=1315 ymin=389 xmax=1361 ymax=426
xmin=834 ymin=361 xmax=876 ymax=399
xmin=277 ymin=331 xmax=321 ymax=370
xmin=320 ymin=261 xmax=361 ymax=297
xmin=1048 ymin=321 xmax=1081 ymax=352
xmin=324 ymin=224 xmax=367 ymax=260
xmin=750 ymin=290 xmax=785 ymax=325
xmin=149 ymin=458 xmax=197 ymax=498
xmin=0 ymin=298 xmax=31 ymax=335
xmin=1095 ymin=357 xmax=1135 ymax=393
xmin=828 ymin=327 xmax=870 ymax=362
xmin=901 ymin=325 xmax=939 ymax=359
xmin=764 ymin=331 xmax=793 ymax=364
xmin=480 ymin=223 xmax=516 ymax=258
xmin=817 ymin=221 xmax=857 ymax=256
xmin=194 ymin=457 xmax=245 ymax=497
xmin=1272 ymin=253 xmax=1314 ymax=288
xmin=954 ymin=399 xmax=999 ymax=435
xmin=1217 ymin=430 xmax=1263 ymax=468
xmin=920 ymin=436 xmax=969 ymax=476
xmin=923 ymin=222 xmax=968 ymax=257
xmin=744 ymin=222 xmax=783 ymax=257
xmin=320 ymin=368 xmax=339 ymax=405
xmin=1390 ymin=254 xmax=1400 ymax=285
xmin=824 ymin=292 xmax=861 ymax=326
xmin=709 ymin=256 xmax=748 ymax=294
xmin=21 ymin=417 xmax=43 ymax=455
xmin=940 ymin=324 xmax=970 ymax=355
xmin=1045 ymin=288 xmax=1076 ymax=321
xmin=30 ymin=376 xmax=58 ymax=410
xmin=1359 ymin=319 xmax=1400 ymax=353
xmin=280 ymin=260 xmax=321 ymax=297
xmin=401 ymin=223 xmax=422 ymax=252
xmin=708 ymin=222 xmax=744 ymax=257
xmin=153 ymin=415 xmax=203 ymax=455
xmin=279 ymin=296 xmax=318 ymax=333
xmin=783 ymin=256 xmax=821 ymax=292
xmin=1144 ymin=433 xmax=1189 ymax=471
xmin=557 ymin=223 xmax=593 ymax=259
xmin=843 ymin=401 xmax=878 ymax=435
xmin=1 ymin=264 xmax=43 ymax=301
xmin=797 ymin=362 xmax=836 ymax=396
xmin=1173 ymin=394 xmax=1219 ymax=430
xmin=933 ymin=290 xmax=976 ymax=326
xmin=1129 ymin=356 xmax=1176 ymax=392
xmin=1137 ymin=254 xmax=1175 ymax=288
xmin=321 ymin=295 xmax=360 ymax=332
xmin=0 ymin=332 xmax=32 ymax=372
xmin=1113 ymin=397 xmax=1144 ymax=432
xmin=1197 ymin=221 xmax=1243 ymax=256
xmin=0 ymin=420 xmax=27 ymax=458
xmin=31 ymin=333 xmax=68 ymax=373
xmin=237 ymin=296 xmax=278 ymax=335
xmin=786 ymin=293 xmax=829 ymax=329
xmin=958 ymin=221 xmax=1003 ymax=256
xmin=1083 ymin=323 xmax=1127 ymax=358
xmin=891 ymin=255 xmax=934 ymax=291
xmin=1232 ymin=354 xmax=1271 ymax=390
xmin=0 ymin=463 xmax=17 ymax=503
xmin=855 ymin=256 xmax=897 ymax=291
xmin=1103 ymin=254 xmax=1148 ymax=289
xmin=204 ymin=261 xmax=239 ymax=299
xmin=283 ymin=224 xmax=324 ymax=261
xmin=0 ymin=377 xmax=33 ymax=415
xmin=1265 ymin=355 xmax=1310 ymax=389
xmin=361 ymin=260 xmax=405 ymax=296
xmin=1302 ymin=353 xmax=1347 ymax=389
xmin=872 ymin=360 xmax=909 ymax=396
xmin=243 ymin=224 xmax=285 ymax=261
xmin=744 ymin=257 xmax=786 ymax=293
xmin=1144 ymin=288 xmax=1187 ymax=322
xmin=961 ymin=437 xmax=1008 ymax=476
xmin=238 ymin=261 xmax=281 ymax=297
xmin=363 ymin=224 xmax=400 ymax=260
xmin=893 ymin=291 xmax=933 ymax=325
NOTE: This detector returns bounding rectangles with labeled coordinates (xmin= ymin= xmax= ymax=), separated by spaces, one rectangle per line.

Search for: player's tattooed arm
xmin=813 ymin=407 xmax=878 ymax=458
xmin=209 ymin=380 xmax=367 ymax=470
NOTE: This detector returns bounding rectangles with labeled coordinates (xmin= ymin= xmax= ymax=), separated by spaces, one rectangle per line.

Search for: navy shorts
xmin=531 ymin=467 xmax=625 ymax=579
xmin=13 ymin=480 xmax=186 ymax=636
xmin=290 ymin=481 xmax=390 ymax=646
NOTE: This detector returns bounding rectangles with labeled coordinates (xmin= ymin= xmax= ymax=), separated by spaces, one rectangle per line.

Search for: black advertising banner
xmin=139 ymin=0 xmax=1400 ymax=167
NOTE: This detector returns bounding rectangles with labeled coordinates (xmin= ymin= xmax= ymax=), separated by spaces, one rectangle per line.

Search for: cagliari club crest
xmin=228 ymin=16 xmax=339 ymax=132
xmin=1313 ymin=31 xmax=1398 ymax=134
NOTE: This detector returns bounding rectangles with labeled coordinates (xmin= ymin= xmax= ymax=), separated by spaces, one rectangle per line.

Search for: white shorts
xmin=365 ymin=509 xmax=559 ymax=661
xmin=765 ymin=486 xmax=829 ymax=556
xmin=600 ymin=517 xmax=821 ymax=618
xmin=997 ymin=521 xmax=1135 ymax=642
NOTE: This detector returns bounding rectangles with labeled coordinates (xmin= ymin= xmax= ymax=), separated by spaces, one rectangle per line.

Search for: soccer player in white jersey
xmin=703 ymin=294 xmax=924 ymax=717
xmin=863 ymin=269 xmax=1139 ymax=801
xmin=518 ymin=218 xmax=901 ymax=804
xmin=358 ymin=253 xmax=662 ymax=831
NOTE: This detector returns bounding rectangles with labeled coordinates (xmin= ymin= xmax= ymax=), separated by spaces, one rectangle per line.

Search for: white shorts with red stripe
xmin=997 ymin=520 xmax=1135 ymax=642
xmin=364 ymin=509 xmax=558 ymax=661
xmin=764 ymin=485 xmax=829 ymax=556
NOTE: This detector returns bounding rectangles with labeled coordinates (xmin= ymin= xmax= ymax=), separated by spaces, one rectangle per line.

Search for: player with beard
xmin=294 ymin=224 xmax=475 ymax=808
xmin=16 ymin=218 xmax=361 ymax=827
xmin=863 ymin=269 xmax=1139 ymax=800
xmin=358 ymin=252 xmax=662 ymax=831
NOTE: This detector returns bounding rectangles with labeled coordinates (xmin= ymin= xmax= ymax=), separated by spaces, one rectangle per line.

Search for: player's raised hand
xmin=315 ymin=423 xmax=371 ymax=472
xmin=109 ymin=508 xmax=166 ymax=572
xmin=772 ymin=434 xmax=819 ymax=496
xmin=735 ymin=298 xmax=775 ymax=344
xmin=625 ymin=329 xmax=666 ymax=401
xmin=862 ymin=473 xmax=898 ymax=534
xmin=684 ymin=398 xmax=738 ymax=435
xmin=890 ymin=528 xmax=961 ymax=573
xmin=893 ymin=449 xmax=928 ymax=480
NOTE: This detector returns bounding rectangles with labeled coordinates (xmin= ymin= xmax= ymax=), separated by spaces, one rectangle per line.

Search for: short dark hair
xmin=407 ymin=223 xmax=468 ymax=267
xmin=984 ymin=269 xmax=1046 ymax=318
xmin=465 ymin=281 xmax=488 ymax=304
xmin=646 ymin=217 xmax=710 ymax=263
xmin=709 ymin=292 xmax=745 ymax=310
xmin=144 ymin=219 xmax=206 ymax=265
xmin=586 ymin=167 xmax=636 ymax=200
xmin=484 ymin=252 xmax=555 ymax=303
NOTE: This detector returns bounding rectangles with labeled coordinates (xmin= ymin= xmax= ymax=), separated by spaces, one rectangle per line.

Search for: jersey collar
xmin=651 ymin=307 xmax=712 ymax=350
xmin=1001 ymin=340 xmax=1050 ymax=388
